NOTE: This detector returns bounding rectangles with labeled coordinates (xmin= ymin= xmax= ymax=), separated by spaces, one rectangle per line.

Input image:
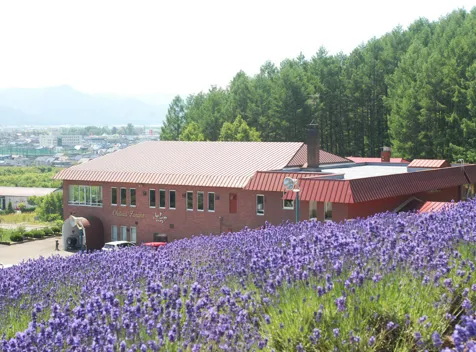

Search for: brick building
xmin=55 ymin=128 xmax=476 ymax=249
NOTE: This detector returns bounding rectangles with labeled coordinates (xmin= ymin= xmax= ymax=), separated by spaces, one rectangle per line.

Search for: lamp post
xmin=294 ymin=188 xmax=300 ymax=223
xmin=284 ymin=177 xmax=300 ymax=224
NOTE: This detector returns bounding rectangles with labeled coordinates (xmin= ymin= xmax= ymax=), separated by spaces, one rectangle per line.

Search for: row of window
xmin=67 ymin=185 xmax=295 ymax=216
xmin=68 ymin=185 xmax=103 ymax=206
xmin=149 ymin=189 xmax=177 ymax=209
xmin=111 ymin=225 xmax=137 ymax=243
xmin=184 ymin=191 xmax=215 ymax=212
xmin=111 ymin=187 xmax=217 ymax=212
xmin=111 ymin=187 xmax=138 ymax=207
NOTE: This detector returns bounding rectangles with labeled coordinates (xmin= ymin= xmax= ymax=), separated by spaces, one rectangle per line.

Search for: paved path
xmin=0 ymin=237 xmax=74 ymax=266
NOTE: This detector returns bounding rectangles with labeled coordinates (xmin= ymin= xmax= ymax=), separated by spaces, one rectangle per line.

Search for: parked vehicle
xmin=102 ymin=241 xmax=136 ymax=251
xmin=142 ymin=242 xmax=167 ymax=250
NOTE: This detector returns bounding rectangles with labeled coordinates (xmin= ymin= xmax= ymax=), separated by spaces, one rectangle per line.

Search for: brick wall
xmin=63 ymin=181 xmax=302 ymax=244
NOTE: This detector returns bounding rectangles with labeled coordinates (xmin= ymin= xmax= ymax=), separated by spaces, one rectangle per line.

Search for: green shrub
xmin=9 ymin=233 xmax=23 ymax=242
xmin=43 ymin=227 xmax=53 ymax=236
xmin=17 ymin=203 xmax=26 ymax=211
xmin=24 ymin=231 xmax=34 ymax=239
xmin=29 ymin=229 xmax=45 ymax=239
xmin=51 ymin=226 xmax=61 ymax=234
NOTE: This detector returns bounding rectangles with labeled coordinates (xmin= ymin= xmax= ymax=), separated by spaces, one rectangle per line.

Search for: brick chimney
xmin=381 ymin=146 xmax=391 ymax=162
xmin=307 ymin=123 xmax=320 ymax=168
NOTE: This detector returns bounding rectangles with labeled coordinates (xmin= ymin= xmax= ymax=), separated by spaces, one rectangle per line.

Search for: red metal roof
xmin=407 ymin=159 xmax=451 ymax=168
xmin=55 ymin=141 xmax=307 ymax=188
xmin=346 ymin=157 xmax=409 ymax=163
xmin=245 ymin=171 xmax=325 ymax=192
xmin=287 ymin=145 xmax=351 ymax=166
xmin=295 ymin=166 xmax=468 ymax=203
xmin=419 ymin=201 xmax=456 ymax=213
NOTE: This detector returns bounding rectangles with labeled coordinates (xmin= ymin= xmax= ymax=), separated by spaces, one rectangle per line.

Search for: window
xmin=208 ymin=192 xmax=215 ymax=212
xmin=169 ymin=190 xmax=176 ymax=209
xmin=256 ymin=194 xmax=264 ymax=215
xmin=68 ymin=185 xmax=103 ymax=207
xmin=120 ymin=188 xmax=127 ymax=206
xmin=130 ymin=227 xmax=137 ymax=243
xmin=121 ymin=226 xmax=127 ymax=241
xmin=324 ymin=202 xmax=333 ymax=221
xmin=283 ymin=199 xmax=294 ymax=210
xmin=149 ymin=189 xmax=156 ymax=208
xmin=159 ymin=189 xmax=166 ymax=209
xmin=309 ymin=201 xmax=317 ymax=219
xmin=197 ymin=192 xmax=204 ymax=211
xmin=111 ymin=225 xmax=118 ymax=241
xmin=111 ymin=187 xmax=117 ymax=206
xmin=186 ymin=192 xmax=193 ymax=211
xmin=91 ymin=186 xmax=102 ymax=206
xmin=130 ymin=189 xmax=136 ymax=207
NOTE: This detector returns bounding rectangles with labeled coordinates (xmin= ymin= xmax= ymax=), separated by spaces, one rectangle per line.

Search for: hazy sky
xmin=0 ymin=0 xmax=474 ymax=100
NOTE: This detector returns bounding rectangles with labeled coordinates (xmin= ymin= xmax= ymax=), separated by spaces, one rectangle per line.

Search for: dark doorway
xmin=229 ymin=193 xmax=237 ymax=213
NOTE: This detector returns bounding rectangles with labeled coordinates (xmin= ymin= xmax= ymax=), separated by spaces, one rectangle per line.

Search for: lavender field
xmin=2 ymin=201 xmax=476 ymax=351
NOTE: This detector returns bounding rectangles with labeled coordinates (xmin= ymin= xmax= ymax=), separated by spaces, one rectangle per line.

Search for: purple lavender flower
xmin=335 ymin=296 xmax=346 ymax=312
xmin=432 ymin=331 xmax=443 ymax=348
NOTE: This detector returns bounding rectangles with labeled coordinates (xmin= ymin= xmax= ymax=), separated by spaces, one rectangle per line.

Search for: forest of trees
xmin=160 ymin=8 xmax=476 ymax=162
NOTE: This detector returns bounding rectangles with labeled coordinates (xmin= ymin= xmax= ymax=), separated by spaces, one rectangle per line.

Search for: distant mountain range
xmin=0 ymin=85 xmax=169 ymax=126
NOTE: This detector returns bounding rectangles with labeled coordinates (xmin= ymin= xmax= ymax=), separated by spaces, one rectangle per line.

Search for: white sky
xmin=0 ymin=0 xmax=474 ymax=99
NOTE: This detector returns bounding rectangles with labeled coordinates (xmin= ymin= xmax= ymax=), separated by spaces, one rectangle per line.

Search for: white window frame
xmin=121 ymin=226 xmax=127 ymax=241
xmin=111 ymin=187 xmax=117 ymax=206
xmin=186 ymin=191 xmax=193 ymax=211
xmin=111 ymin=225 xmax=118 ymax=242
xmin=130 ymin=226 xmax=137 ymax=243
xmin=256 ymin=194 xmax=265 ymax=216
xmin=120 ymin=187 xmax=127 ymax=207
xmin=68 ymin=185 xmax=103 ymax=207
xmin=149 ymin=189 xmax=156 ymax=208
xmin=283 ymin=199 xmax=294 ymax=210
xmin=208 ymin=192 xmax=215 ymax=212
xmin=197 ymin=191 xmax=204 ymax=212
xmin=169 ymin=190 xmax=176 ymax=210
xmin=130 ymin=188 xmax=136 ymax=207
xmin=159 ymin=189 xmax=166 ymax=209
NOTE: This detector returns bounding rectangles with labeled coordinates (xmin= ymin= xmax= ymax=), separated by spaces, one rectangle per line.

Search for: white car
xmin=102 ymin=241 xmax=136 ymax=251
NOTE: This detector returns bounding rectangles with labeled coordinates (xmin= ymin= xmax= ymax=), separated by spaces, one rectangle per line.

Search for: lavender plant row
xmin=2 ymin=200 xmax=476 ymax=351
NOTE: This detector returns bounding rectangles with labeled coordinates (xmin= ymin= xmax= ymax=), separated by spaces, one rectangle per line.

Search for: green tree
xmin=125 ymin=123 xmax=136 ymax=135
xmin=179 ymin=122 xmax=205 ymax=141
xmin=219 ymin=115 xmax=261 ymax=141
xmin=160 ymin=95 xmax=186 ymax=140
xmin=6 ymin=201 xmax=14 ymax=214
xmin=36 ymin=192 xmax=63 ymax=222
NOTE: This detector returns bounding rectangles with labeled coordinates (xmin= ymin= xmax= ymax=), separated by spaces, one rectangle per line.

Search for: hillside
xmin=2 ymin=200 xmax=476 ymax=350
xmin=0 ymin=85 xmax=168 ymax=126
xmin=161 ymin=8 xmax=476 ymax=163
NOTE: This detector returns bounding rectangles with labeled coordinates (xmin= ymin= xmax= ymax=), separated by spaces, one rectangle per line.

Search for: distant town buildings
xmin=39 ymin=135 xmax=83 ymax=147
xmin=0 ymin=127 xmax=160 ymax=167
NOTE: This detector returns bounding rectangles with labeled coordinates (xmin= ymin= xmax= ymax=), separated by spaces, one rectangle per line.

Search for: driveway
xmin=0 ymin=237 xmax=74 ymax=266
